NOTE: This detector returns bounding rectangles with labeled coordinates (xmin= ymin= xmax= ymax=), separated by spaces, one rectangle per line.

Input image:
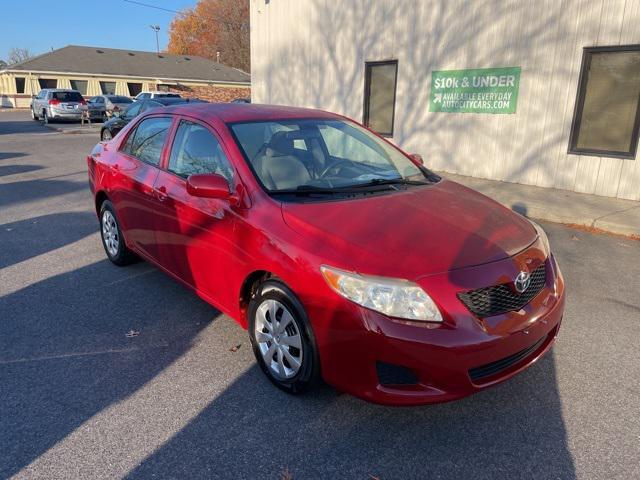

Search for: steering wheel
xmin=319 ymin=158 xmax=354 ymax=178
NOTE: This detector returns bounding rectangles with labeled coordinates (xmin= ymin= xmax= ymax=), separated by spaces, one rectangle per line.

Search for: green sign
xmin=430 ymin=66 xmax=521 ymax=114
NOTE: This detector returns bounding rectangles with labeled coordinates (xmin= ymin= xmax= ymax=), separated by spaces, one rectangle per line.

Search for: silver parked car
xmin=30 ymin=89 xmax=85 ymax=123
xmin=87 ymin=95 xmax=134 ymax=122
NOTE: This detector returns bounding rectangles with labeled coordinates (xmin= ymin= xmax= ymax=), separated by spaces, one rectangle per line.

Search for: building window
xmin=127 ymin=82 xmax=142 ymax=97
xmin=363 ymin=60 xmax=398 ymax=136
xmin=38 ymin=78 xmax=57 ymax=89
xmin=15 ymin=77 xmax=25 ymax=94
xmin=569 ymin=46 xmax=640 ymax=159
xmin=100 ymin=81 xmax=116 ymax=95
xmin=70 ymin=80 xmax=88 ymax=95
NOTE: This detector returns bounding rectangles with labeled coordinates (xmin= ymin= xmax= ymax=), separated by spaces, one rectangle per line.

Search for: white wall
xmin=250 ymin=0 xmax=640 ymax=201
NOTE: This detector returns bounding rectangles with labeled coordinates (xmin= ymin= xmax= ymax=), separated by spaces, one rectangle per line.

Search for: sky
xmin=1 ymin=0 xmax=196 ymax=62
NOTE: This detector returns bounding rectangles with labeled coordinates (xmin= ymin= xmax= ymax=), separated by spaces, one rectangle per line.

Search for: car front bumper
xmin=305 ymin=244 xmax=565 ymax=406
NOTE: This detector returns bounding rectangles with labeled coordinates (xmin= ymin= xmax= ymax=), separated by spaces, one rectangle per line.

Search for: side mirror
xmin=186 ymin=173 xmax=231 ymax=200
xmin=409 ymin=153 xmax=424 ymax=165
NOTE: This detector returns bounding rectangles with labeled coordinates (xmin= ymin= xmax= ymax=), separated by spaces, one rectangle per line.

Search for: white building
xmin=250 ymin=0 xmax=640 ymax=201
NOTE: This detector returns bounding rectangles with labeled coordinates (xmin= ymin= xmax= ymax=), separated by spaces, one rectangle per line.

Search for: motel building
xmin=250 ymin=0 xmax=640 ymax=201
xmin=0 ymin=45 xmax=250 ymax=108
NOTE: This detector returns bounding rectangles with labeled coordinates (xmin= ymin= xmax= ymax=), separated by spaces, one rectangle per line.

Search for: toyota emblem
xmin=514 ymin=271 xmax=531 ymax=293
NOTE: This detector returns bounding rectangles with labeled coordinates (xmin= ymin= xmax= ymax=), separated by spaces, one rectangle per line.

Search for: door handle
xmin=155 ymin=185 xmax=168 ymax=202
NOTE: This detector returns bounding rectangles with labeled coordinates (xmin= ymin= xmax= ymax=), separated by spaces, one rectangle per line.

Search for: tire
xmin=31 ymin=107 xmax=39 ymax=121
xmin=42 ymin=109 xmax=49 ymax=124
xmin=101 ymin=129 xmax=113 ymax=141
xmin=248 ymin=279 xmax=320 ymax=394
xmin=99 ymin=200 xmax=137 ymax=266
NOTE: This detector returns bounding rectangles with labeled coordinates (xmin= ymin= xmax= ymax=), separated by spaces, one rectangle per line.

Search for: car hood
xmin=281 ymin=179 xmax=537 ymax=279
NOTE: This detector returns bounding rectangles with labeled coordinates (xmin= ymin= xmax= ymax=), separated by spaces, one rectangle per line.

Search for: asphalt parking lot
xmin=1 ymin=109 xmax=639 ymax=480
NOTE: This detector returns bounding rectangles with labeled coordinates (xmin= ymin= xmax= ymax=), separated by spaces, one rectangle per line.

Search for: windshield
xmin=230 ymin=119 xmax=430 ymax=193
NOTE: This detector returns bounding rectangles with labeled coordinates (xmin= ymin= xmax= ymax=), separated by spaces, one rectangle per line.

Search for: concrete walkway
xmin=444 ymin=172 xmax=640 ymax=238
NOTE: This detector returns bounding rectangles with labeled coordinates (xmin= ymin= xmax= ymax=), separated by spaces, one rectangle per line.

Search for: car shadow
xmin=0 ymin=152 xmax=29 ymax=162
xmin=125 ymin=349 xmax=573 ymax=479
xmin=0 ymin=119 xmax=51 ymax=136
xmin=0 ymin=259 xmax=219 ymax=478
xmin=0 ymin=164 xmax=44 ymax=177
xmin=0 ymin=177 xmax=88 ymax=208
xmin=0 ymin=212 xmax=98 ymax=268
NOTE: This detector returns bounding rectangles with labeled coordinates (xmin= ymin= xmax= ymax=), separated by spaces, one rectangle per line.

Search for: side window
xmin=123 ymin=102 xmax=142 ymax=119
xmin=124 ymin=117 xmax=172 ymax=166
xmin=168 ymin=121 xmax=234 ymax=184
xmin=139 ymin=93 xmax=150 ymax=100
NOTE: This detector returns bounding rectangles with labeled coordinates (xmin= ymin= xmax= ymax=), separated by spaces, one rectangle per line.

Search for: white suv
xmin=31 ymin=89 xmax=85 ymax=123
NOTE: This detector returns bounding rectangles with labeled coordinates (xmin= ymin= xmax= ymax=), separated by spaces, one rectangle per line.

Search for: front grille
xmin=458 ymin=263 xmax=547 ymax=318
xmin=469 ymin=334 xmax=547 ymax=383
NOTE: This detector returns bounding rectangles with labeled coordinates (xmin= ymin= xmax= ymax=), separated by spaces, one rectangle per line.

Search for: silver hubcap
xmin=103 ymin=130 xmax=112 ymax=141
xmin=255 ymin=299 xmax=303 ymax=379
xmin=101 ymin=210 xmax=119 ymax=257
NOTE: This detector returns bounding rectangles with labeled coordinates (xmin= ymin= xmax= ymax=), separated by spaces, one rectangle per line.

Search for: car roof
xmin=160 ymin=103 xmax=341 ymax=123
xmin=147 ymin=97 xmax=203 ymax=106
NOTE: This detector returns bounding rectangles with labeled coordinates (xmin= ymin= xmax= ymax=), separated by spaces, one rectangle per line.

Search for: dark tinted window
xmin=15 ymin=77 xmax=26 ymax=94
xmin=106 ymin=96 xmax=133 ymax=104
xmin=363 ymin=60 xmax=398 ymax=136
xmin=125 ymin=117 xmax=172 ymax=165
xmin=569 ymin=46 xmax=640 ymax=158
xmin=168 ymin=121 xmax=234 ymax=183
xmin=70 ymin=80 xmax=88 ymax=95
xmin=39 ymin=79 xmax=57 ymax=89
xmin=52 ymin=91 xmax=84 ymax=102
xmin=99 ymin=81 xmax=116 ymax=95
xmin=127 ymin=82 xmax=142 ymax=97
xmin=94 ymin=96 xmax=105 ymax=104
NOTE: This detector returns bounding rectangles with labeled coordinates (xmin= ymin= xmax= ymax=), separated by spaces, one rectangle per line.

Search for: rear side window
xmin=168 ymin=121 xmax=234 ymax=183
xmin=52 ymin=91 xmax=84 ymax=102
xmin=123 ymin=117 xmax=172 ymax=166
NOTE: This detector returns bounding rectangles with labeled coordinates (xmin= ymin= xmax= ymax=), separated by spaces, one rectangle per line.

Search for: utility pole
xmin=150 ymin=25 xmax=160 ymax=53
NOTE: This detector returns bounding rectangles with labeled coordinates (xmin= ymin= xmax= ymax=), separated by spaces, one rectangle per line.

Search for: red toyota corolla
xmin=87 ymin=103 xmax=565 ymax=406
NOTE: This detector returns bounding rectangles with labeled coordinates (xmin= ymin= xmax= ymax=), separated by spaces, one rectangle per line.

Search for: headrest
xmin=266 ymin=131 xmax=295 ymax=156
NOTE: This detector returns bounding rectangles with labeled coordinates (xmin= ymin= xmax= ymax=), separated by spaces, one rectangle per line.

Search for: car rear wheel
xmin=248 ymin=280 xmax=320 ymax=394
xmin=31 ymin=108 xmax=39 ymax=121
xmin=99 ymin=200 xmax=137 ymax=266
xmin=41 ymin=110 xmax=49 ymax=124
xmin=101 ymin=129 xmax=112 ymax=141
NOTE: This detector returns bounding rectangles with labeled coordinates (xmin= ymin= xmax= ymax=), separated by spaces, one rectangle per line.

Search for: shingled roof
xmin=3 ymin=45 xmax=250 ymax=84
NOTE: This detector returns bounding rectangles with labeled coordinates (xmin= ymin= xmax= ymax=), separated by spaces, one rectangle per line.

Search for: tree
xmin=8 ymin=47 xmax=33 ymax=65
xmin=167 ymin=0 xmax=250 ymax=72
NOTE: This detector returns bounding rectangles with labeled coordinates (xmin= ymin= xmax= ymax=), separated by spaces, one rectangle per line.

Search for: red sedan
xmin=87 ymin=103 xmax=565 ymax=406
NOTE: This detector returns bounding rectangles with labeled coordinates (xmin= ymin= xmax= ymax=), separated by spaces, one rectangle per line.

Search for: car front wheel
xmin=248 ymin=280 xmax=320 ymax=394
xmin=99 ymin=200 xmax=137 ymax=266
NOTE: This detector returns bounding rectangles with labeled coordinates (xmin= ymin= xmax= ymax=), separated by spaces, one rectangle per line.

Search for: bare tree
xmin=8 ymin=47 xmax=33 ymax=65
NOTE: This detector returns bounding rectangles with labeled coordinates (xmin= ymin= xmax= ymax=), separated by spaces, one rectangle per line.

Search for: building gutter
xmin=0 ymin=69 xmax=250 ymax=86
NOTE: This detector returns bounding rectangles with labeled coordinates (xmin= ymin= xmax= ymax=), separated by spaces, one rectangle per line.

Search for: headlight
xmin=530 ymin=220 xmax=551 ymax=256
xmin=320 ymin=265 xmax=443 ymax=322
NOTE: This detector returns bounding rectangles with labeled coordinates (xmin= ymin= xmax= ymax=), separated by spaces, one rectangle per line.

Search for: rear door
xmin=110 ymin=115 xmax=174 ymax=261
xmin=152 ymin=118 xmax=239 ymax=305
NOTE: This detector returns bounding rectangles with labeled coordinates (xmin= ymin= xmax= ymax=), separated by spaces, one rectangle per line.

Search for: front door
xmin=152 ymin=119 xmax=239 ymax=306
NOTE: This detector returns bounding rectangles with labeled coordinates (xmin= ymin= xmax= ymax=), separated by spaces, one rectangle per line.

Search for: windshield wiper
xmin=348 ymin=178 xmax=430 ymax=188
xmin=270 ymin=185 xmax=356 ymax=195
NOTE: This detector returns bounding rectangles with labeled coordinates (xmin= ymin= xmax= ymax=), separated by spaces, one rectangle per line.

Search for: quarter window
xmin=123 ymin=117 xmax=172 ymax=166
xmin=569 ymin=46 xmax=640 ymax=158
xmin=363 ymin=60 xmax=398 ymax=136
xmin=168 ymin=121 xmax=234 ymax=183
